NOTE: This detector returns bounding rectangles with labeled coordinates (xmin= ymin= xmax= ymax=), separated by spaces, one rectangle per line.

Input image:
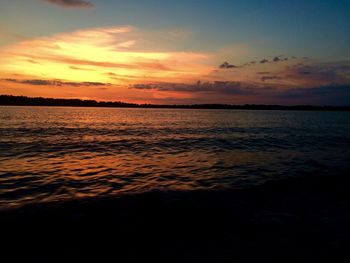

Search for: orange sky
xmin=0 ymin=5 xmax=349 ymax=105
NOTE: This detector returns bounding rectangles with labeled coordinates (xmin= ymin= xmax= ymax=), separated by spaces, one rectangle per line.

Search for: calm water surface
xmin=1 ymin=106 xmax=350 ymax=208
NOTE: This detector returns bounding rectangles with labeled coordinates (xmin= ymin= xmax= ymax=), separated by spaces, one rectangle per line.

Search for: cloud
xmin=258 ymin=72 xmax=271 ymax=75
xmin=260 ymin=56 xmax=289 ymax=64
xmin=43 ymin=0 xmax=94 ymax=8
xmin=2 ymin=23 xmax=349 ymax=106
xmin=242 ymin=61 xmax=257 ymax=67
xmin=32 ymin=54 xmax=173 ymax=71
xmin=280 ymin=85 xmax=349 ymax=98
xmin=219 ymin=62 xmax=238 ymax=69
xmin=2 ymin=78 xmax=110 ymax=87
xmin=284 ymin=61 xmax=350 ymax=86
xmin=210 ymin=55 xmax=293 ymax=71
xmin=0 ymin=26 xmax=210 ymax=84
xmin=214 ymin=56 xmax=350 ymax=88
xmin=131 ymin=81 xmax=261 ymax=96
xmin=260 ymin=59 xmax=269 ymax=64
xmin=27 ymin=59 xmax=40 ymax=64
xmin=130 ymin=81 xmax=350 ymax=105
xmin=220 ymin=56 xmax=290 ymax=69
xmin=272 ymin=56 xmax=288 ymax=63
xmin=278 ymin=85 xmax=350 ymax=105
xmin=69 ymin=66 xmax=93 ymax=71
xmin=106 ymin=72 xmax=141 ymax=81
xmin=261 ymin=76 xmax=281 ymax=81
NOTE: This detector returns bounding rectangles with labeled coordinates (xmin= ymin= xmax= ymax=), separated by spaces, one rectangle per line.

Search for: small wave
xmin=1 ymin=108 xmax=350 ymax=208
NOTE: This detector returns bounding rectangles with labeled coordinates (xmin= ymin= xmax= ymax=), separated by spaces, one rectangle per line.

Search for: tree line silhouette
xmin=1 ymin=95 xmax=349 ymax=111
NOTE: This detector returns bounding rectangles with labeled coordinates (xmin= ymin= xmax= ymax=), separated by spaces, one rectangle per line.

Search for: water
xmin=1 ymin=106 xmax=350 ymax=208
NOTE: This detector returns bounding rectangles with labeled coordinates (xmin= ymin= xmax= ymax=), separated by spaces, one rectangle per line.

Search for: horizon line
xmin=1 ymin=94 xmax=350 ymax=111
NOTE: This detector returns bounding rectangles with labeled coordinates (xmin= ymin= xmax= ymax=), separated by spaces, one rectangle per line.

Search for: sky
xmin=0 ymin=0 xmax=349 ymax=105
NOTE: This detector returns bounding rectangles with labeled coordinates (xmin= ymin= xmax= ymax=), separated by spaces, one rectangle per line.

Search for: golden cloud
xmin=0 ymin=26 xmax=211 ymax=84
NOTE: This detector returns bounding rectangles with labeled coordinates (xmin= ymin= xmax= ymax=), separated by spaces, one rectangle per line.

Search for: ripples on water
xmin=1 ymin=106 xmax=350 ymax=208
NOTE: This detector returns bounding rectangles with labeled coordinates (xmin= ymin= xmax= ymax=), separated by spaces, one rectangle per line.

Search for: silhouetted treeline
xmin=1 ymin=95 xmax=349 ymax=111
xmin=0 ymin=95 xmax=136 ymax=108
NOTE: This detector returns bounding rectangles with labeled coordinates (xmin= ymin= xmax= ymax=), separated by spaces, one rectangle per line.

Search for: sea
xmin=1 ymin=106 xmax=350 ymax=209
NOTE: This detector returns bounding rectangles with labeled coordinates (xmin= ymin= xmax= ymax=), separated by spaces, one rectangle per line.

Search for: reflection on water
xmin=1 ymin=106 xmax=350 ymax=208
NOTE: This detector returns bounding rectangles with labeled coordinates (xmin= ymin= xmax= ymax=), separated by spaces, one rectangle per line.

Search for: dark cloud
xmin=27 ymin=59 xmax=39 ymax=64
xmin=69 ymin=66 xmax=93 ymax=71
xmin=258 ymin=72 xmax=271 ymax=75
xmin=278 ymin=85 xmax=350 ymax=105
xmin=43 ymin=0 xmax=94 ymax=8
xmin=219 ymin=62 xmax=238 ymax=69
xmin=2 ymin=78 xmax=109 ymax=87
xmin=220 ymin=56 xmax=292 ymax=69
xmin=106 ymin=72 xmax=141 ymax=81
xmin=132 ymin=84 xmax=155 ymax=90
xmin=299 ymin=71 xmax=311 ymax=75
xmin=261 ymin=76 xmax=281 ymax=81
xmin=272 ymin=56 xmax=289 ymax=63
xmin=131 ymin=81 xmax=266 ymax=96
xmin=107 ymin=72 xmax=117 ymax=76
xmin=131 ymin=80 xmax=350 ymax=106
xmin=240 ymin=61 xmax=258 ymax=67
xmin=285 ymin=61 xmax=350 ymax=84
xmin=281 ymin=85 xmax=348 ymax=98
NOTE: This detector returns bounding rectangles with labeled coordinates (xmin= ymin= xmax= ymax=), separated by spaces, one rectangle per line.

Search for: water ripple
xmin=1 ymin=107 xmax=350 ymax=208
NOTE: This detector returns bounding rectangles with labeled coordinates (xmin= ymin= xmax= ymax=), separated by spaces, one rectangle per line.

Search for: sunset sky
xmin=0 ymin=0 xmax=349 ymax=105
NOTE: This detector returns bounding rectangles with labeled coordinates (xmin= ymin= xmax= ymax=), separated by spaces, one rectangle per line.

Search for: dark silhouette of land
xmin=1 ymin=170 xmax=350 ymax=262
xmin=1 ymin=94 xmax=350 ymax=111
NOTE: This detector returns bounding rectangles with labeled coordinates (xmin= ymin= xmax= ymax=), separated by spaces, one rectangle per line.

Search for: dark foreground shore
xmin=1 ymin=171 xmax=350 ymax=262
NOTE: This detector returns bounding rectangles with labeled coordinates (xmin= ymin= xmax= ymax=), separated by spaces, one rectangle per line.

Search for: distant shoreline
xmin=1 ymin=95 xmax=350 ymax=111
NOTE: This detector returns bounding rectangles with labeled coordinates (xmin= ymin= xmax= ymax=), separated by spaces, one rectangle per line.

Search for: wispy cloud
xmin=2 ymin=78 xmax=109 ymax=87
xmin=42 ymin=0 xmax=94 ymax=8
xmin=0 ymin=26 xmax=210 ymax=83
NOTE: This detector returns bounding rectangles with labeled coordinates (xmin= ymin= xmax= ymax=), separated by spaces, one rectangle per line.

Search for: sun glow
xmin=1 ymin=24 xmax=349 ymax=104
xmin=0 ymin=26 xmax=211 ymax=84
